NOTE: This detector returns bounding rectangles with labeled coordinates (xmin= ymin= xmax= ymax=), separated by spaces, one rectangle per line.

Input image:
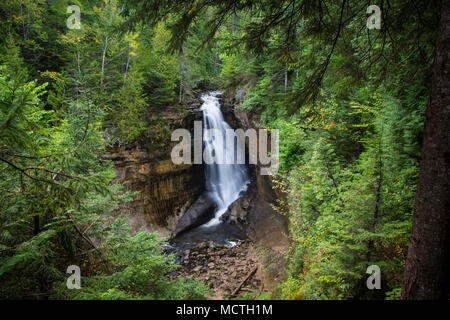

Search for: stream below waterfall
xmin=170 ymin=91 xmax=251 ymax=251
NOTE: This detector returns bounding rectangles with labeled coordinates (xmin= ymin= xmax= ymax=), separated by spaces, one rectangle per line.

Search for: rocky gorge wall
xmin=220 ymin=93 xmax=289 ymax=251
xmin=220 ymin=92 xmax=290 ymax=290
xmin=104 ymin=104 xmax=204 ymax=237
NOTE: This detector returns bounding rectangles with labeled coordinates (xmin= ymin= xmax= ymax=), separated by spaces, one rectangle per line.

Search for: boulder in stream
xmin=221 ymin=182 xmax=256 ymax=225
xmin=172 ymin=193 xmax=217 ymax=238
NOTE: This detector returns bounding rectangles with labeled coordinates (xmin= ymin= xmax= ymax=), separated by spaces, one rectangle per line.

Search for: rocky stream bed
xmin=172 ymin=240 xmax=266 ymax=299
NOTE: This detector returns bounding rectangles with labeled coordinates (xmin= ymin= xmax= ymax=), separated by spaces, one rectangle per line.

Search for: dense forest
xmin=0 ymin=0 xmax=448 ymax=301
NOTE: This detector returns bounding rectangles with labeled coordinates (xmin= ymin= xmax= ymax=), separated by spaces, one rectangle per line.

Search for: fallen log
xmin=231 ymin=266 xmax=258 ymax=296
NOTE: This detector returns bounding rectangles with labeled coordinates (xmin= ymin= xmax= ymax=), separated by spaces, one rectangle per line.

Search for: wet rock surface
xmin=220 ymin=182 xmax=256 ymax=226
xmin=172 ymin=192 xmax=218 ymax=238
xmin=170 ymin=221 xmax=246 ymax=251
xmin=174 ymin=240 xmax=266 ymax=299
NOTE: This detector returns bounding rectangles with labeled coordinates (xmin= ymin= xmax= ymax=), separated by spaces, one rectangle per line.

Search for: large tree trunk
xmin=401 ymin=0 xmax=450 ymax=300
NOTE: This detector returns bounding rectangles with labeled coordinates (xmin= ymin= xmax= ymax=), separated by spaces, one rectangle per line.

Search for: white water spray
xmin=201 ymin=91 xmax=249 ymax=226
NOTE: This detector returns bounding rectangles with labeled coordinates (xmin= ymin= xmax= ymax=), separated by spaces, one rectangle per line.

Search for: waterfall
xmin=201 ymin=91 xmax=249 ymax=226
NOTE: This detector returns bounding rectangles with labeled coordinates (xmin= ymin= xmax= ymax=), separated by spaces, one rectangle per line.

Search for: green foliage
xmin=272 ymin=89 xmax=418 ymax=299
xmin=54 ymin=217 xmax=207 ymax=300
xmin=198 ymin=0 xmax=432 ymax=299
xmin=0 ymin=0 xmax=438 ymax=300
xmin=0 ymin=34 xmax=205 ymax=299
xmin=0 ymin=60 xmax=113 ymax=298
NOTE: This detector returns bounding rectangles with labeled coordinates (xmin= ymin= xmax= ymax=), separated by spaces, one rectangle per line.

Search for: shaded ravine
xmin=166 ymin=91 xmax=288 ymax=299
xmin=170 ymin=91 xmax=251 ymax=251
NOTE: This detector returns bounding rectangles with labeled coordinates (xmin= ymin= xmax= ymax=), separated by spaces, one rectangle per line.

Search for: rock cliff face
xmin=105 ymin=105 xmax=204 ymax=237
xmin=221 ymin=93 xmax=289 ymax=251
xmin=220 ymin=91 xmax=290 ymax=290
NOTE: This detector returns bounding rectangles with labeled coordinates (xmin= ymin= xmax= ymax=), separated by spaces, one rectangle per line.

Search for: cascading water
xmin=201 ymin=91 xmax=249 ymax=226
xmin=168 ymin=91 xmax=250 ymax=250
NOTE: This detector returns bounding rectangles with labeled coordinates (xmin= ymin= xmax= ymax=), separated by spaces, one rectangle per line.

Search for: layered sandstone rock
xmin=220 ymin=91 xmax=290 ymax=290
xmin=221 ymin=92 xmax=289 ymax=251
xmin=105 ymin=106 xmax=204 ymax=237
